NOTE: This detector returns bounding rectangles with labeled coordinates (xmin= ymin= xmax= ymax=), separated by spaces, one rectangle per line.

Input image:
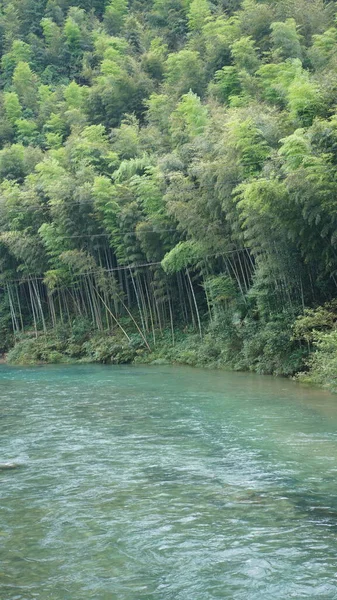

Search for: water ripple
xmin=1 ymin=364 xmax=337 ymax=599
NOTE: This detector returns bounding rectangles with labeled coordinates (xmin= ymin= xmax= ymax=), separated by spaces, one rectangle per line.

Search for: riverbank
xmin=4 ymin=311 xmax=337 ymax=392
xmin=3 ymin=319 xmax=310 ymax=378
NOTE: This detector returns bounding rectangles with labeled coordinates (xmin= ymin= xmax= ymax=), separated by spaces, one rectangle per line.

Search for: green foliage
xmin=7 ymin=324 xmax=144 ymax=365
xmin=201 ymin=15 xmax=240 ymax=72
xmin=238 ymin=314 xmax=306 ymax=376
xmin=187 ymin=0 xmax=211 ymax=32
xmin=103 ymin=0 xmax=128 ymax=34
xmin=227 ymin=116 xmax=270 ymax=176
xmin=7 ymin=339 xmax=64 ymax=364
xmin=1 ymin=0 xmax=337 ymax=389
xmin=15 ymin=119 xmax=39 ymax=145
xmin=82 ymin=336 xmax=140 ymax=363
xmin=287 ymin=74 xmax=322 ymax=125
xmin=164 ymin=49 xmax=204 ymax=97
xmin=203 ymin=274 xmax=237 ymax=309
xmin=231 ymin=35 xmax=259 ymax=73
xmin=270 ymin=18 xmax=302 ymax=61
xmin=293 ymin=301 xmax=337 ymax=344
xmin=297 ymin=330 xmax=337 ymax=392
xmin=161 ymin=240 xmax=205 ymax=273
xmin=294 ymin=303 xmax=337 ymax=391
xmin=170 ymin=91 xmax=208 ymax=143
xmin=12 ymin=62 xmax=38 ymax=111
xmin=0 ymin=144 xmax=26 ymax=181
xmin=3 ymin=92 xmax=22 ymax=125
xmin=209 ymin=66 xmax=241 ymax=103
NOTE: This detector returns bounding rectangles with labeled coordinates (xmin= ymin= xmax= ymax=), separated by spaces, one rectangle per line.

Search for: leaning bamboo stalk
xmin=129 ymin=268 xmax=147 ymax=337
xmin=167 ymin=286 xmax=175 ymax=346
xmin=28 ymin=280 xmax=38 ymax=338
xmin=143 ymin=273 xmax=156 ymax=345
xmin=186 ymin=269 xmax=202 ymax=339
xmin=95 ymin=283 xmax=152 ymax=351
xmin=184 ymin=271 xmax=196 ymax=328
xmin=31 ymin=279 xmax=47 ymax=333
xmin=7 ymin=284 xmax=19 ymax=334
xmin=15 ymin=284 xmax=24 ymax=331
xmin=92 ymin=287 xmax=131 ymax=342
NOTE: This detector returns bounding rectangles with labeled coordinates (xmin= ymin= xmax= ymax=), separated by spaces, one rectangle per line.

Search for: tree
xmin=103 ymin=0 xmax=128 ymax=34
xmin=164 ymin=49 xmax=205 ymax=97
xmin=208 ymin=66 xmax=241 ymax=103
xmin=150 ymin=0 xmax=189 ymax=48
xmin=170 ymin=91 xmax=208 ymax=144
xmin=271 ymin=18 xmax=302 ymax=61
xmin=3 ymin=92 xmax=22 ymax=126
xmin=12 ymin=62 xmax=39 ymax=112
xmin=187 ymin=0 xmax=211 ymax=32
xmin=287 ymin=73 xmax=322 ymax=125
xmin=201 ymin=15 xmax=241 ymax=73
xmin=231 ymin=35 xmax=259 ymax=73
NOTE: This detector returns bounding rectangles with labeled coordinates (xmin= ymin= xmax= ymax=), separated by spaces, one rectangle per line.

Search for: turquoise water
xmin=1 ymin=365 xmax=337 ymax=599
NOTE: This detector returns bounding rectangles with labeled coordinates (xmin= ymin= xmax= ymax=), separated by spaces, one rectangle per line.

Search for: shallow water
xmin=1 ymin=364 xmax=337 ymax=599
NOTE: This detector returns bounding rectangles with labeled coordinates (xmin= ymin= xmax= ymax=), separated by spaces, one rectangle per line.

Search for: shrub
xmin=297 ymin=330 xmax=337 ymax=391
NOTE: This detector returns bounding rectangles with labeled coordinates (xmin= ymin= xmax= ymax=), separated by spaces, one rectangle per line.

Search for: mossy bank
xmin=6 ymin=305 xmax=337 ymax=393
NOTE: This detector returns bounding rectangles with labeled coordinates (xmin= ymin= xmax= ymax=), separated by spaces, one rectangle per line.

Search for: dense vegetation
xmin=1 ymin=0 xmax=337 ymax=389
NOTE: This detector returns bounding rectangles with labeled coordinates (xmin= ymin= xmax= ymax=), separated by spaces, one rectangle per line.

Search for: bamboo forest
xmin=1 ymin=0 xmax=337 ymax=389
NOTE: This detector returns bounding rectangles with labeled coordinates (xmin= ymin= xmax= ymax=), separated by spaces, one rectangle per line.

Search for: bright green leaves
xmin=2 ymin=0 xmax=337 ymax=347
xmin=141 ymin=37 xmax=168 ymax=81
xmin=93 ymin=164 xmax=171 ymax=265
xmin=15 ymin=119 xmax=39 ymax=145
xmin=111 ymin=115 xmax=140 ymax=160
xmin=64 ymin=15 xmax=82 ymax=50
xmin=146 ymin=93 xmax=174 ymax=139
xmin=12 ymin=62 xmax=39 ymax=112
xmin=1 ymin=40 xmax=32 ymax=85
xmin=43 ymin=113 xmax=67 ymax=149
xmin=0 ymin=144 xmax=28 ymax=182
xmin=279 ymin=129 xmax=311 ymax=171
xmin=0 ymin=230 xmax=46 ymax=274
xmin=257 ymin=58 xmax=322 ymax=125
xmin=65 ymin=124 xmax=115 ymax=173
xmin=208 ymin=66 xmax=241 ymax=104
xmin=164 ymin=49 xmax=204 ymax=97
xmin=34 ymin=155 xmax=69 ymax=201
xmin=64 ymin=81 xmax=86 ymax=109
xmin=236 ymin=178 xmax=287 ymax=225
xmin=201 ymin=15 xmax=240 ymax=72
xmin=3 ymin=92 xmax=22 ymax=126
xmin=39 ymin=222 xmax=69 ymax=267
xmin=227 ymin=116 xmax=270 ymax=177
xmin=170 ymin=91 xmax=208 ymax=144
xmin=203 ymin=274 xmax=238 ymax=309
xmin=103 ymin=0 xmax=128 ymax=35
xmin=309 ymin=27 xmax=337 ymax=69
xmin=231 ymin=36 xmax=259 ymax=73
xmin=63 ymin=7 xmax=94 ymax=78
xmin=270 ymin=19 xmax=302 ymax=61
xmin=187 ymin=0 xmax=211 ymax=32
xmin=287 ymin=75 xmax=322 ymax=126
xmin=162 ymin=240 xmax=205 ymax=273
xmin=257 ymin=59 xmax=302 ymax=106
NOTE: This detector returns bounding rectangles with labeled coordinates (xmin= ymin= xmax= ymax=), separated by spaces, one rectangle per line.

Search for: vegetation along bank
xmin=2 ymin=0 xmax=337 ymax=390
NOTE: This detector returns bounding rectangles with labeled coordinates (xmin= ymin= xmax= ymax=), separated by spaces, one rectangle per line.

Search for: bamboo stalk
xmin=186 ymin=269 xmax=202 ymax=339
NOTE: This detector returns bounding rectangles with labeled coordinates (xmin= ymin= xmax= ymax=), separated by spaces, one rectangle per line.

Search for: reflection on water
xmin=1 ymin=364 xmax=337 ymax=599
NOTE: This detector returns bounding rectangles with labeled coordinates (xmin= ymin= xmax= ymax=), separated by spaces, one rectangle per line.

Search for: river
xmin=1 ymin=364 xmax=337 ymax=599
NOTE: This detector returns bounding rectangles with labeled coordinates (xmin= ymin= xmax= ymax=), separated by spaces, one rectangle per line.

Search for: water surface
xmin=1 ymin=364 xmax=337 ymax=599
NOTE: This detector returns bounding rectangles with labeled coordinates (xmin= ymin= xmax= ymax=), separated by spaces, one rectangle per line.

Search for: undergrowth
xmin=6 ymin=312 xmax=308 ymax=380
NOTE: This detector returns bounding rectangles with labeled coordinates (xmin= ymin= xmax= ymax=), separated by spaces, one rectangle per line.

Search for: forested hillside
xmin=1 ymin=0 xmax=337 ymax=386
